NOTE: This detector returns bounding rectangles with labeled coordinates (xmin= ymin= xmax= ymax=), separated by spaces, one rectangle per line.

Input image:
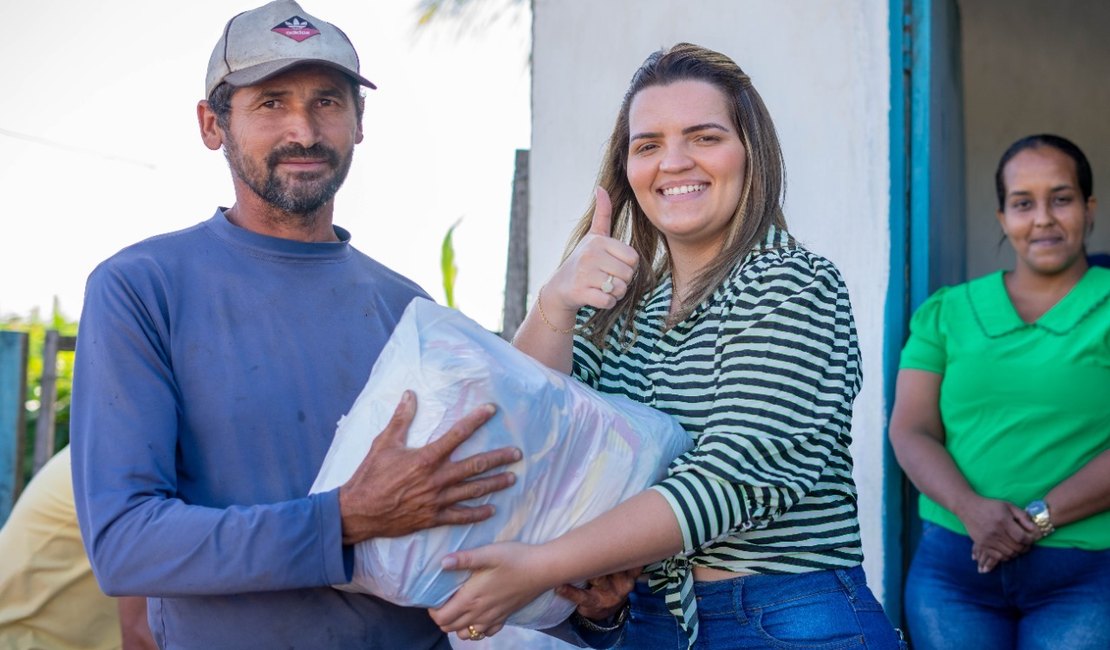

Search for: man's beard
xmin=224 ymin=138 xmax=354 ymax=219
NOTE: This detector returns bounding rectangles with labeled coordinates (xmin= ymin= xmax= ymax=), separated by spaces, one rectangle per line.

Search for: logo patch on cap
xmin=272 ymin=16 xmax=320 ymax=43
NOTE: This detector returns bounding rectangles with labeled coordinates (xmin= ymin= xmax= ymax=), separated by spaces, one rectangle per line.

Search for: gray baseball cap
xmin=205 ymin=0 xmax=376 ymax=98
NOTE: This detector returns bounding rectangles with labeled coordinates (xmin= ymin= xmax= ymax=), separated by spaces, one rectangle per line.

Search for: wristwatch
xmin=1024 ymin=499 xmax=1055 ymax=537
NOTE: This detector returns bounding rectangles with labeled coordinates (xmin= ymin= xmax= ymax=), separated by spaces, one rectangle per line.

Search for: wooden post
xmin=32 ymin=331 xmax=77 ymax=474
xmin=32 ymin=330 xmax=61 ymax=474
xmin=501 ymin=149 xmax=530 ymax=341
xmin=0 ymin=330 xmax=29 ymax=525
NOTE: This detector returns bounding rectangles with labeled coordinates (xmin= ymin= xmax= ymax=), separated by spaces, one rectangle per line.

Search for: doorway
xmin=885 ymin=0 xmax=1110 ymax=630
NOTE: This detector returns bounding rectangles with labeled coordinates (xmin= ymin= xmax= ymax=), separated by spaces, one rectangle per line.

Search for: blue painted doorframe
xmin=884 ymin=0 xmax=967 ymax=628
xmin=911 ymin=0 xmax=967 ymax=298
xmin=883 ymin=0 xmax=911 ymax=625
xmin=0 ymin=331 xmax=29 ymax=526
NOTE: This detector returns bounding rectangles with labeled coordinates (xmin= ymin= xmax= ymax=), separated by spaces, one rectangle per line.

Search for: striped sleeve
xmin=571 ymin=308 xmax=602 ymax=388
xmin=650 ymin=253 xmax=861 ymax=552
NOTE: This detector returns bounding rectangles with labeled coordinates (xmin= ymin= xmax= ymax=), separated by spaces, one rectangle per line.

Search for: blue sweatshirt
xmin=70 ymin=210 xmax=447 ymax=649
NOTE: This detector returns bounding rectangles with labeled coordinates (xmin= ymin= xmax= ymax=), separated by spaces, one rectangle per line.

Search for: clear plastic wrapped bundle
xmin=310 ymin=298 xmax=690 ymax=629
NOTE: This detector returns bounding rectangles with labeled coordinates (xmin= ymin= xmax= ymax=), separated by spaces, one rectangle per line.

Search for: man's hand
xmin=338 ymin=391 xmax=521 ymax=544
xmin=556 ymin=567 xmax=640 ymax=622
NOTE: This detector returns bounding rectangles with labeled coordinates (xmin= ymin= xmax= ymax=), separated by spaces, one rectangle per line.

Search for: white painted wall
xmin=531 ymin=0 xmax=894 ymax=603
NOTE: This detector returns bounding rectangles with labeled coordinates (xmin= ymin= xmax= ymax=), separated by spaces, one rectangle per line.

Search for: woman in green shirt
xmin=889 ymin=134 xmax=1110 ymax=649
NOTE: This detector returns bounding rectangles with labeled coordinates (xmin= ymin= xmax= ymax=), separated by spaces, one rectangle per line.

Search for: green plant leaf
xmin=441 ymin=218 xmax=462 ymax=309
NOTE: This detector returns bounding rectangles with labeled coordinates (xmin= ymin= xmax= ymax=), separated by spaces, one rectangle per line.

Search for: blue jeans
xmin=616 ymin=565 xmax=904 ymax=649
xmin=905 ymin=523 xmax=1110 ymax=649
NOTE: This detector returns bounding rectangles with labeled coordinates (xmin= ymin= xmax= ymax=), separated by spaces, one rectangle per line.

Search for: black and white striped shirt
xmin=572 ymin=225 xmax=864 ymax=644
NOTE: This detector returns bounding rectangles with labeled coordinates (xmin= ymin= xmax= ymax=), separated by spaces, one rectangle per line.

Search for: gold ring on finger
xmin=468 ymin=625 xmax=485 ymax=641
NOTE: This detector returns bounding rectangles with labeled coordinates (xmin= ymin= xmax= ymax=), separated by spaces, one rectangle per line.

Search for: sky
xmin=0 ymin=0 xmax=531 ymax=332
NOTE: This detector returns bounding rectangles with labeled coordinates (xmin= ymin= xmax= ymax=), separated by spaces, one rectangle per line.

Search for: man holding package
xmin=71 ymin=2 xmax=626 ymax=648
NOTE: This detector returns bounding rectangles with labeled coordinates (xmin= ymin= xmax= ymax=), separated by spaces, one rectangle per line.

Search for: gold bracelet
xmin=536 ymin=287 xmax=575 ymax=335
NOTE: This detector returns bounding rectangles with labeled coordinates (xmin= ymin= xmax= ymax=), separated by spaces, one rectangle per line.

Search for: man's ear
xmin=354 ymin=96 xmax=365 ymax=144
xmin=197 ymin=101 xmax=225 ymax=151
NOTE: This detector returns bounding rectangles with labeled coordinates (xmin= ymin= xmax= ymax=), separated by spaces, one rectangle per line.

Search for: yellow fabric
xmin=0 ymin=446 xmax=121 ymax=650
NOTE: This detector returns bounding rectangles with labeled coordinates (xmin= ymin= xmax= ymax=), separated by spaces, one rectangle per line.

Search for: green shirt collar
xmin=968 ymin=267 xmax=1110 ymax=337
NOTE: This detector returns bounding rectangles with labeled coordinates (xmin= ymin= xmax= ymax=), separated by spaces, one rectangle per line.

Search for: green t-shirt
xmin=900 ymin=267 xmax=1110 ymax=550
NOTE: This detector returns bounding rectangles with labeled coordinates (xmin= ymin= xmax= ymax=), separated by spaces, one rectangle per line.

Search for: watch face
xmin=1025 ymin=500 xmax=1054 ymax=535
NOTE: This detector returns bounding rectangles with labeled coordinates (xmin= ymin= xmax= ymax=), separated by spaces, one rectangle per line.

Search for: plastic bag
xmin=309 ymin=298 xmax=690 ymax=629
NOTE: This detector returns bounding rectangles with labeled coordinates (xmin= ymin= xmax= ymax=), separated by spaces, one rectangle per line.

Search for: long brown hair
xmin=569 ymin=43 xmax=788 ymax=348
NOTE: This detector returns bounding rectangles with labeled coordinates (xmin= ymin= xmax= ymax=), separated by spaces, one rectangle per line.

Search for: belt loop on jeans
xmin=833 ymin=568 xmax=858 ymax=601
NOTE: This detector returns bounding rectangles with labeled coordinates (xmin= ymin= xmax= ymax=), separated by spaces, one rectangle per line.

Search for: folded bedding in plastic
xmin=309 ymin=298 xmax=690 ymax=629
